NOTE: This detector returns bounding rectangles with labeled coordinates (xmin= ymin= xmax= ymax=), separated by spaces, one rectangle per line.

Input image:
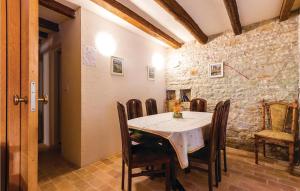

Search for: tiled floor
xmin=38 ymin=147 xmax=300 ymax=191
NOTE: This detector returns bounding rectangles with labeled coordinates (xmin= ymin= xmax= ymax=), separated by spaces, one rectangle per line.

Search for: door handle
xmin=38 ymin=94 xmax=48 ymax=104
xmin=13 ymin=95 xmax=28 ymax=105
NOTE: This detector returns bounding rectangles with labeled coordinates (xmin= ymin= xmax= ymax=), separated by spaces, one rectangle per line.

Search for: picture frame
xmin=147 ymin=66 xmax=155 ymax=80
xmin=111 ymin=56 xmax=124 ymax=76
xmin=209 ymin=62 xmax=223 ymax=78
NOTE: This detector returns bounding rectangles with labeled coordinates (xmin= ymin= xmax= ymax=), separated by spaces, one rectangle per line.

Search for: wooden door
xmin=7 ymin=0 xmax=21 ymax=189
xmin=4 ymin=0 xmax=38 ymax=190
xmin=1 ymin=0 xmax=7 ymax=190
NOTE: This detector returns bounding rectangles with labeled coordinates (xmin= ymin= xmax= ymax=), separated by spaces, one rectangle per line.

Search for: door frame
xmin=38 ymin=54 xmax=44 ymax=144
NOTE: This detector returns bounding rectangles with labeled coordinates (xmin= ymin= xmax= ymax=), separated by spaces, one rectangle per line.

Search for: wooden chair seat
xmin=131 ymin=144 xmax=170 ymax=168
xmin=255 ymin=130 xmax=294 ymax=142
xmin=189 ymin=147 xmax=210 ymax=163
xmin=130 ymin=130 xmax=163 ymax=144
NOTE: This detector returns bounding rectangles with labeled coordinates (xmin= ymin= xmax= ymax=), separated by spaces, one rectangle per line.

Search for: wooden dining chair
xmin=190 ymin=98 xmax=207 ymax=112
xmin=117 ymin=102 xmax=171 ymax=191
xmin=255 ymin=100 xmax=298 ymax=170
xmin=126 ymin=99 xmax=143 ymax=120
xmin=145 ymin=98 xmax=158 ymax=116
xmin=126 ymin=99 xmax=158 ymax=144
xmin=217 ymin=99 xmax=231 ymax=182
xmin=188 ymin=101 xmax=224 ymax=191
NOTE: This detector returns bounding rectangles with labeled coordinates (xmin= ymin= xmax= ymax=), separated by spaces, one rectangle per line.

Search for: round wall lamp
xmin=95 ymin=32 xmax=117 ymax=57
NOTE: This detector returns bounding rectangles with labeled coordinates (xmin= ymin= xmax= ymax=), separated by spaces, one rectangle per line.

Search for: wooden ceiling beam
xmin=279 ymin=0 xmax=295 ymax=21
xmin=39 ymin=17 xmax=59 ymax=32
xmin=91 ymin=0 xmax=182 ymax=49
xmin=39 ymin=0 xmax=75 ymax=18
xmin=223 ymin=0 xmax=242 ymax=35
xmin=39 ymin=31 xmax=48 ymax=39
xmin=154 ymin=0 xmax=208 ymax=44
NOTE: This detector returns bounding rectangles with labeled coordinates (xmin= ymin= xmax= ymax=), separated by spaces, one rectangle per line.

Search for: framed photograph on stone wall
xmin=111 ymin=56 xmax=124 ymax=76
xmin=209 ymin=62 xmax=223 ymax=78
xmin=147 ymin=66 xmax=155 ymax=80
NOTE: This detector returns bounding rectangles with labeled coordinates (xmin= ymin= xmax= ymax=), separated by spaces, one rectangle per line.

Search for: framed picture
xmin=147 ymin=66 xmax=155 ymax=80
xmin=111 ymin=56 xmax=124 ymax=76
xmin=209 ymin=62 xmax=223 ymax=78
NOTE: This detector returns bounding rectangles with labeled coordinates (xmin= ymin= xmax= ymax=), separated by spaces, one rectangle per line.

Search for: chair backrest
xmin=145 ymin=98 xmax=158 ymax=116
xmin=262 ymin=100 xmax=298 ymax=134
xmin=219 ymin=99 xmax=231 ymax=149
xmin=209 ymin=101 xmax=224 ymax=162
xmin=126 ymin=99 xmax=143 ymax=120
xmin=190 ymin=98 xmax=207 ymax=112
xmin=117 ymin=102 xmax=132 ymax=164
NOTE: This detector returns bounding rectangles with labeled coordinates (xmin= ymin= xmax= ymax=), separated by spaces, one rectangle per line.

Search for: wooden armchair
xmin=255 ymin=100 xmax=298 ymax=169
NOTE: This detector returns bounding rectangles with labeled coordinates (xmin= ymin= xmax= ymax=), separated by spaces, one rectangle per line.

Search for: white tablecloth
xmin=128 ymin=111 xmax=213 ymax=169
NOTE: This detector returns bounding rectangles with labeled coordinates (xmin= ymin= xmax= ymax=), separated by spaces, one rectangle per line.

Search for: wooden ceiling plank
xmin=91 ymin=0 xmax=182 ymax=49
xmin=39 ymin=0 xmax=75 ymax=18
xmin=154 ymin=0 xmax=208 ymax=44
xmin=39 ymin=17 xmax=59 ymax=32
xmin=223 ymin=0 xmax=242 ymax=35
xmin=39 ymin=31 xmax=48 ymax=39
xmin=279 ymin=0 xmax=295 ymax=21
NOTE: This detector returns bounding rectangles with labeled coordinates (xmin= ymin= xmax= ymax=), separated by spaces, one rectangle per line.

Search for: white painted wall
xmin=60 ymin=9 xmax=82 ymax=166
xmin=38 ymin=7 xmax=167 ymax=167
xmin=80 ymin=8 xmax=167 ymax=166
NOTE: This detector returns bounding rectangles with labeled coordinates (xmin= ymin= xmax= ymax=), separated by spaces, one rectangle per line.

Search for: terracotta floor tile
xmin=38 ymin=148 xmax=300 ymax=191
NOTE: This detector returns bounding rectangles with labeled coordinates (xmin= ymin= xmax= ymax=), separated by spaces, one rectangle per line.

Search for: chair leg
xmin=170 ymin=155 xmax=176 ymax=190
xmin=263 ymin=140 xmax=266 ymax=157
xmin=289 ymin=142 xmax=295 ymax=171
xmin=128 ymin=166 xmax=132 ymax=191
xmin=218 ymin=151 xmax=221 ymax=182
xmin=223 ymin=147 xmax=227 ymax=172
xmin=185 ymin=163 xmax=191 ymax=174
xmin=215 ymin=160 xmax=219 ymax=187
xmin=255 ymin=136 xmax=259 ymax=164
xmin=208 ymin=162 xmax=213 ymax=191
xmin=185 ymin=158 xmax=191 ymax=174
xmin=184 ymin=167 xmax=191 ymax=174
xmin=165 ymin=162 xmax=171 ymax=191
xmin=121 ymin=160 xmax=125 ymax=190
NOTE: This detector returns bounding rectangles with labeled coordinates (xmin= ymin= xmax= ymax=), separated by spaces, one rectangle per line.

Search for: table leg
xmin=162 ymin=139 xmax=185 ymax=191
xmin=170 ymin=152 xmax=185 ymax=191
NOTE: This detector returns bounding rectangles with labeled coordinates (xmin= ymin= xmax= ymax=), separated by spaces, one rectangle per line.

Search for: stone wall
xmin=166 ymin=15 xmax=299 ymax=156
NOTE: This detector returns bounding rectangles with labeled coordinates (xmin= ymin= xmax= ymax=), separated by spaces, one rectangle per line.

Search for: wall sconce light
xmin=190 ymin=67 xmax=198 ymax=76
xmin=152 ymin=53 xmax=164 ymax=70
xmin=95 ymin=32 xmax=117 ymax=57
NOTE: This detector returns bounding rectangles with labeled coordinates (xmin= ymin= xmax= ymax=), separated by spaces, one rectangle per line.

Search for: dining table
xmin=128 ymin=111 xmax=213 ymax=191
